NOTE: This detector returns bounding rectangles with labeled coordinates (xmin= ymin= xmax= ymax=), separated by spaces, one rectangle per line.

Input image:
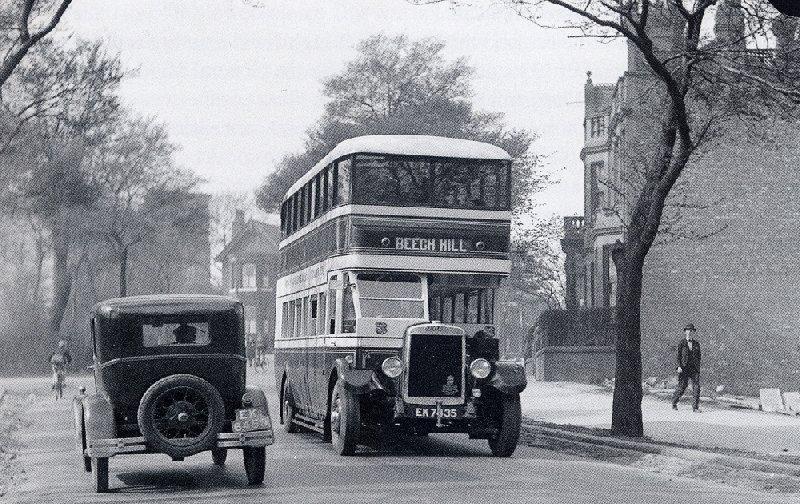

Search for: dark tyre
xmin=211 ymin=448 xmax=227 ymax=466
xmin=137 ymin=374 xmax=226 ymax=458
xmin=91 ymin=457 xmax=109 ymax=493
xmin=330 ymin=379 xmax=360 ymax=456
xmin=243 ymin=447 xmax=266 ymax=485
xmin=488 ymin=393 xmax=522 ymax=457
xmin=281 ymin=379 xmax=297 ymax=434
xmin=72 ymin=399 xmax=91 ymax=473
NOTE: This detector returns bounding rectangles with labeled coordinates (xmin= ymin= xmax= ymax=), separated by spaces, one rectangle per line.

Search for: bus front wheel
xmin=330 ymin=379 xmax=360 ymax=456
xmin=488 ymin=393 xmax=522 ymax=457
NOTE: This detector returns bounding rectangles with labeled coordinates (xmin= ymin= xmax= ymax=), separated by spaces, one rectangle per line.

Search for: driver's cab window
xmin=427 ymin=274 xmax=498 ymax=325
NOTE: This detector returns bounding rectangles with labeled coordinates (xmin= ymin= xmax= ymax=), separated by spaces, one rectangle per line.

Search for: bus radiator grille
xmin=406 ymin=333 xmax=463 ymax=399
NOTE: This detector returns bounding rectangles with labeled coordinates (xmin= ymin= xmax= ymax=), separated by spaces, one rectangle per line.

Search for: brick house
xmin=216 ymin=210 xmax=281 ymax=352
xmin=560 ymin=1 xmax=800 ymax=393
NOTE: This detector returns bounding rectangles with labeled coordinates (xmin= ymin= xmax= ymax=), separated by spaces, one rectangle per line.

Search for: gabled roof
xmin=215 ymin=219 xmax=280 ymax=263
xmin=285 ymin=135 xmax=513 ymax=200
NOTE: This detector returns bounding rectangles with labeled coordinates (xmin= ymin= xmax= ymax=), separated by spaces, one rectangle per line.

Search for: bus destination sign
xmin=393 ymin=237 xmax=471 ymax=252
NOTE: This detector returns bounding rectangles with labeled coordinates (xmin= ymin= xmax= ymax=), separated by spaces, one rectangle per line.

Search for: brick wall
xmin=640 ymin=121 xmax=800 ymax=394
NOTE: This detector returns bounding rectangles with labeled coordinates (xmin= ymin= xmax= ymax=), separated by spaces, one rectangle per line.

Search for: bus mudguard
xmin=81 ymin=394 xmax=116 ymax=442
xmin=335 ymin=359 xmax=384 ymax=395
xmin=487 ymin=361 xmax=527 ymax=395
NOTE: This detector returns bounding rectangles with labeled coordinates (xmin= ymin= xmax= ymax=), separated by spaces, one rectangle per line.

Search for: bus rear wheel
xmin=330 ymin=379 xmax=360 ymax=456
xmin=282 ymin=379 xmax=298 ymax=434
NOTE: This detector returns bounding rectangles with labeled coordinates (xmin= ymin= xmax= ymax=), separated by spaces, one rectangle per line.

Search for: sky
xmin=59 ymin=0 xmax=627 ymax=219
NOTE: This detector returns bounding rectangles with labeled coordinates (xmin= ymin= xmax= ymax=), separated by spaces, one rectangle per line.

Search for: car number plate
xmin=414 ymin=407 xmax=458 ymax=418
xmin=232 ymin=408 xmax=270 ymax=432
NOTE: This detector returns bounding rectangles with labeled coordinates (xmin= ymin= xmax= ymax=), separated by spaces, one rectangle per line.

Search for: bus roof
xmin=284 ymin=135 xmax=512 ymax=200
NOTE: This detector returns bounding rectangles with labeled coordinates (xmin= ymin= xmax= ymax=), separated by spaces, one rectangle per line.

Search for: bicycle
xmin=52 ymin=366 xmax=65 ymax=400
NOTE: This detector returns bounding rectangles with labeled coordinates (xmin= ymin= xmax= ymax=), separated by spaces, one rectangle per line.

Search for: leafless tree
xmin=0 ymin=0 xmax=73 ymax=89
xmin=505 ymin=0 xmax=799 ymax=436
xmin=86 ymin=114 xmax=200 ymax=297
xmin=419 ymin=0 xmax=800 ymax=436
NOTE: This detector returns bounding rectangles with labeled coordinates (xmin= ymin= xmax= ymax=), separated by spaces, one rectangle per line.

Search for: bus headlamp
xmin=469 ymin=358 xmax=492 ymax=379
xmin=381 ymin=356 xmax=403 ymax=378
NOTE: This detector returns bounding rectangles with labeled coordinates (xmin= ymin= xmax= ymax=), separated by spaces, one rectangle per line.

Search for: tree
xmin=2 ymin=39 xmax=122 ymax=341
xmin=256 ymin=34 xmax=543 ymax=215
xmin=0 ymin=0 xmax=74 ymax=89
xmin=496 ymin=0 xmax=799 ymax=436
xmin=86 ymin=114 xmax=200 ymax=297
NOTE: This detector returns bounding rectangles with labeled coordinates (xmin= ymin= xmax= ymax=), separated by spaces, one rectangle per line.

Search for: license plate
xmin=414 ymin=407 xmax=458 ymax=419
xmin=232 ymin=408 xmax=270 ymax=432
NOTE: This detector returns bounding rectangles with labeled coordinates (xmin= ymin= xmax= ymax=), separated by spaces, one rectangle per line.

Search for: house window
xmin=241 ymin=263 xmax=257 ymax=289
xmin=244 ymin=305 xmax=257 ymax=335
xmin=590 ymin=162 xmax=604 ymax=213
xmin=590 ymin=116 xmax=606 ymax=138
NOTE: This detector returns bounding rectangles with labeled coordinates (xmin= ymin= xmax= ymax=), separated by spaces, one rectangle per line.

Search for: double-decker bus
xmin=273 ymin=135 xmax=527 ymax=456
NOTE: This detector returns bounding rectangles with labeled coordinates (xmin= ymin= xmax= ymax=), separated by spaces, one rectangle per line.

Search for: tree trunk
xmin=119 ymin=247 xmax=129 ymax=297
xmin=610 ymin=243 xmax=646 ymax=437
xmin=48 ymin=219 xmax=71 ymax=343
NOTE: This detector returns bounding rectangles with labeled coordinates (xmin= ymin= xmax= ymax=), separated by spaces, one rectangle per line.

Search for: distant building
xmin=215 ymin=210 xmax=280 ymax=352
xmin=561 ymin=1 xmax=800 ymax=393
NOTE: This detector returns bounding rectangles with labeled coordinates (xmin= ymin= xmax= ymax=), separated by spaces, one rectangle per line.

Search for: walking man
xmin=672 ymin=323 xmax=702 ymax=412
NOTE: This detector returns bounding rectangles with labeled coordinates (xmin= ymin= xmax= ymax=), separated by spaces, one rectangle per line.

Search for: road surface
xmin=2 ymin=369 xmax=789 ymax=504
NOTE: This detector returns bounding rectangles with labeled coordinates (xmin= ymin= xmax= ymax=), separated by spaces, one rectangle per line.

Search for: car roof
xmin=93 ymin=294 xmax=241 ymax=316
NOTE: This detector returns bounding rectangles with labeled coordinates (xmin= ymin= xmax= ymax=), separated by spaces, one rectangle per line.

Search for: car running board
xmin=291 ymin=413 xmax=325 ymax=434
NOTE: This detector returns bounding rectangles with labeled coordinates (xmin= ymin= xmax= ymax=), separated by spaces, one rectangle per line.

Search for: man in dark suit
xmin=671 ymin=323 xmax=702 ymax=412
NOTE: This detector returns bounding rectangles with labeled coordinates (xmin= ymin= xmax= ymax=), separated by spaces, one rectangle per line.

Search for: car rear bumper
xmin=85 ymin=429 xmax=275 ymax=457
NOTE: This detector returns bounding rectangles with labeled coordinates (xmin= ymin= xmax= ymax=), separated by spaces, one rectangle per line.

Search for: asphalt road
xmin=2 ymin=368 xmax=790 ymax=504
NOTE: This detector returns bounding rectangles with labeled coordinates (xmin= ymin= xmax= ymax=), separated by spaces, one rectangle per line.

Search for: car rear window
xmin=142 ymin=321 xmax=211 ymax=347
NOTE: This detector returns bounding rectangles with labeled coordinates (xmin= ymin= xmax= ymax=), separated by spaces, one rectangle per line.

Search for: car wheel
xmin=330 ymin=379 xmax=360 ymax=456
xmin=488 ymin=393 xmax=522 ymax=457
xmin=281 ymin=380 xmax=297 ymax=434
xmin=91 ymin=457 xmax=109 ymax=493
xmin=137 ymin=374 xmax=226 ymax=459
xmin=243 ymin=447 xmax=266 ymax=485
xmin=211 ymin=448 xmax=227 ymax=466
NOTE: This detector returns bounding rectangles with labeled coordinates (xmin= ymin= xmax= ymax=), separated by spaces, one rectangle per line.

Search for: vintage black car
xmin=73 ymin=294 xmax=274 ymax=493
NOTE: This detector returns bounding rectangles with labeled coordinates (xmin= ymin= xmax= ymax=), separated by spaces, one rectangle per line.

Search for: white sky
xmin=59 ymin=0 xmax=627 ymax=218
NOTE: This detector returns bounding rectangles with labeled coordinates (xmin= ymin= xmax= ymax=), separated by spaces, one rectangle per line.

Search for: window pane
xmin=329 ymin=163 xmax=337 ymax=207
xmin=466 ymin=291 xmax=479 ymax=323
xmin=353 ymin=155 xmax=509 ymax=209
xmin=143 ymin=321 xmax=210 ymax=347
xmin=322 ymin=166 xmax=329 ymax=211
xmin=337 ymin=158 xmax=351 ymax=205
xmin=318 ymin=291 xmax=326 ymax=334
xmin=342 ymin=284 xmax=356 ymax=333
xmin=242 ymin=263 xmax=256 ymax=289
xmin=356 ymin=273 xmax=422 ymax=299
xmin=360 ymin=299 xmax=424 ymax=318
xmin=442 ymin=296 xmax=453 ymax=323
xmin=310 ymin=294 xmax=318 ymax=335
xmin=328 ymin=288 xmax=336 ymax=334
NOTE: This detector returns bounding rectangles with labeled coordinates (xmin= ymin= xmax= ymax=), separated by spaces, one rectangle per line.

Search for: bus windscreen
xmin=355 ymin=273 xmax=424 ymax=319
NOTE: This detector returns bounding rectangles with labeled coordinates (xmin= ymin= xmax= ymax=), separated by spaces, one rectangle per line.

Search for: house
xmin=215 ymin=210 xmax=281 ymax=352
xmin=557 ymin=0 xmax=800 ymax=393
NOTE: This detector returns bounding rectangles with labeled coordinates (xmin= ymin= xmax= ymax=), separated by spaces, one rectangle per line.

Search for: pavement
xmin=0 ymin=367 xmax=796 ymax=503
xmin=521 ymin=381 xmax=800 ymax=457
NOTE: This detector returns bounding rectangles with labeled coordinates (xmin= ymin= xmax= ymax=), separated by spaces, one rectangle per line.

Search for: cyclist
xmin=49 ymin=340 xmax=73 ymax=399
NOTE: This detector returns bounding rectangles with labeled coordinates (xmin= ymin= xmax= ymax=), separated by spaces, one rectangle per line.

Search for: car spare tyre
xmin=137 ymin=374 xmax=226 ymax=458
